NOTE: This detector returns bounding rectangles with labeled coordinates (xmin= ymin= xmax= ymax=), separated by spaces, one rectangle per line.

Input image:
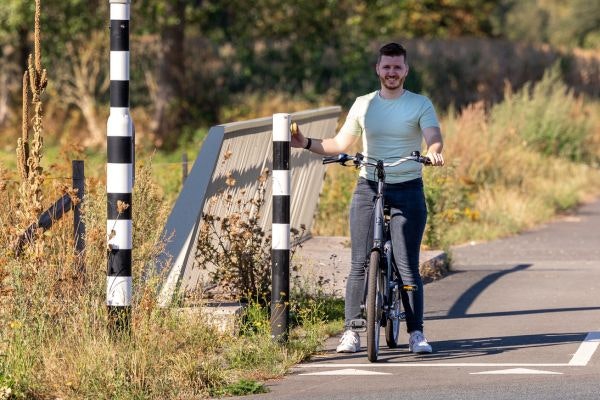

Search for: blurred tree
xmin=497 ymin=0 xmax=600 ymax=49
xmin=0 ymin=1 xmax=34 ymax=128
xmin=135 ymin=0 xmax=187 ymax=148
xmin=1 ymin=0 xmax=597 ymax=145
xmin=0 ymin=0 xmax=104 ymax=68
xmin=0 ymin=0 xmax=104 ymax=132
xmin=380 ymin=0 xmax=498 ymax=38
xmin=188 ymin=0 xmax=505 ymax=109
xmin=569 ymin=0 xmax=600 ymax=48
xmin=55 ymin=31 xmax=109 ymax=147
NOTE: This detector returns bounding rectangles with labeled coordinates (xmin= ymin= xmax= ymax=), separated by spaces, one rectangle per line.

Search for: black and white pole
xmin=271 ymin=113 xmax=291 ymax=341
xmin=107 ymin=0 xmax=133 ymax=332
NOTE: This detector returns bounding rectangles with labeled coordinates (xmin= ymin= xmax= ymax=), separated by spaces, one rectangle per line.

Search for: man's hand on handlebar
xmin=425 ymin=152 xmax=444 ymax=166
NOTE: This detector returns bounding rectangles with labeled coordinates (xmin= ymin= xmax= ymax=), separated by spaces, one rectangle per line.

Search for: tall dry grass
xmin=314 ymin=66 xmax=600 ymax=248
xmin=435 ymin=66 xmax=600 ymax=246
xmin=1 ymin=4 xmax=342 ymax=396
xmin=1 ymin=156 xmax=340 ymax=399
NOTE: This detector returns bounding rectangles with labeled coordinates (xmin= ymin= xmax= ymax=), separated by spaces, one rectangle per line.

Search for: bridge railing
xmin=155 ymin=106 xmax=342 ymax=305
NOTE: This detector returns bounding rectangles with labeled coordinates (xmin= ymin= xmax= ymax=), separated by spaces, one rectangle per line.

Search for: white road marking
xmin=300 ymin=369 xmax=391 ymax=376
xmin=297 ymin=363 xmax=570 ymax=368
xmin=470 ymin=368 xmax=562 ymax=375
xmin=568 ymin=332 xmax=600 ymax=366
xmin=297 ymin=331 xmax=600 ymax=372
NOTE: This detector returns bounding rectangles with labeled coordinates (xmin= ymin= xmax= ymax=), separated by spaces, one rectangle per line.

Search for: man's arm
xmin=291 ymin=129 xmax=359 ymax=156
xmin=422 ymin=126 xmax=444 ymax=166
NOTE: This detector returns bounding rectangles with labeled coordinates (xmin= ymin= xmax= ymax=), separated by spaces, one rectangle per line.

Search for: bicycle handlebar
xmin=322 ymin=151 xmax=432 ymax=167
xmin=322 ymin=153 xmax=352 ymax=165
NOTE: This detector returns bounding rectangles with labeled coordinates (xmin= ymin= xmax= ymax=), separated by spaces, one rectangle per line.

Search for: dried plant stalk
xmin=15 ymin=0 xmax=48 ymax=245
xmin=34 ymin=0 xmax=42 ymax=76
xmin=17 ymin=71 xmax=29 ymax=180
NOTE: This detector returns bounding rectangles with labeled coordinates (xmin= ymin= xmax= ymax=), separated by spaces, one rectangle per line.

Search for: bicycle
xmin=322 ymin=151 xmax=431 ymax=362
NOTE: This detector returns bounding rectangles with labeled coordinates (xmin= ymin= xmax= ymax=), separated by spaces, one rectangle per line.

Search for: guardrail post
xmin=182 ymin=152 xmax=188 ymax=183
xmin=107 ymin=0 xmax=133 ymax=333
xmin=72 ymin=160 xmax=85 ymax=273
xmin=271 ymin=113 xmax=291 ymax=341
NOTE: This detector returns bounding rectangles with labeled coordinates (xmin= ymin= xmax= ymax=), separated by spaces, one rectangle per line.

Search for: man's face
xmin=376 ymin=55 xmax=408 ymax=90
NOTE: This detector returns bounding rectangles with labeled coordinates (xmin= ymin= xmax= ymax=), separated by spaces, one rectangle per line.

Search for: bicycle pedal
xmin=401 ymin=284 xmax=418 ymax=292
xmin=348 ymin=318 xmax=367 ymax=332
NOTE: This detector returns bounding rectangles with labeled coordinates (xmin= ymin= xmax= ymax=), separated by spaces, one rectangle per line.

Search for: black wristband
xmin=304 ymin=137 xmax=312 ymax=150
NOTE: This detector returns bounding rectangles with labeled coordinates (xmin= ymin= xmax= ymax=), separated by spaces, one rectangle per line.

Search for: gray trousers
xmin=346 ymin=177 xmax=427 ymax=333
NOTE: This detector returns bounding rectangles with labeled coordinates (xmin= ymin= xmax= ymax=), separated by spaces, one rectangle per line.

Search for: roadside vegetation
xmin=1 ymin=94 xmax=343 ymax=397
xmin=2 ymin=1 xmax=600 ymax=399
xmin=2 ymin=62 xmax=599 ymax=398
xmin=0 ymin=3 xmax=343 ymax=398
xmin=314 ymin=66 xmax=600 ymax=249
xmin=0 ymin=157 xmax=343 ymax=398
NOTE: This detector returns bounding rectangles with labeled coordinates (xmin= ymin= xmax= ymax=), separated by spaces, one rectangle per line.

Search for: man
xmin=291 ymin=42 xmax=444 ymax=353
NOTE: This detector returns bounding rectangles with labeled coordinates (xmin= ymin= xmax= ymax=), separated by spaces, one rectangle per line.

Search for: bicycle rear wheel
xmin=366 ymin=250 xmax=383 ymax=362
xmin=385 ymin=280 xmax=401 ymax=348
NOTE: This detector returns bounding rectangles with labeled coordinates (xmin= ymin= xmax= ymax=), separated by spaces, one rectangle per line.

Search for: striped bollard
xmin=271 ymin=113 xmax=291 ymax=341
xmin=107 ymin=0 xmax=133 ymax=332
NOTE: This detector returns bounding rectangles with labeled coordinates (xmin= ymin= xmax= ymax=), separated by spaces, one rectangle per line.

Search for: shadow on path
xmin=446 ymin=263 xmax=532 ymax=318
xmin=315 ymin=332 xmax=587 ymax=363
xmin=427 ymin=306 xmax=600 ymax=321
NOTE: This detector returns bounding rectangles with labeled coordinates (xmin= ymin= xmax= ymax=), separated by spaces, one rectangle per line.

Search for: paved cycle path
xmin=245 ymin=199 xmax=600 ymax=400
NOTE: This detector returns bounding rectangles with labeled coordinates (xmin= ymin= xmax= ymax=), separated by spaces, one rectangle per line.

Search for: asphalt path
xmin=244 ymin=199 xmax=600 ymax=400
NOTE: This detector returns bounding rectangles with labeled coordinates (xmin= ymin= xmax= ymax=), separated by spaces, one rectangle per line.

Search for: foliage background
xmin=0 ymin=0 xmax=599 ymax=149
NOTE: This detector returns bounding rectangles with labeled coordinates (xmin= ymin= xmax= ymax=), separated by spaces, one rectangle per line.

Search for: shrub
xmin=491 ymin=64 xmax=594 ymax=162
xmin=194 ymin=168 xmax=273 ymax=301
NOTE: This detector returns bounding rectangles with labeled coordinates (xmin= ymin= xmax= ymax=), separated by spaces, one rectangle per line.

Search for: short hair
xmin=378 ymin=42 xmax=407 ymax=63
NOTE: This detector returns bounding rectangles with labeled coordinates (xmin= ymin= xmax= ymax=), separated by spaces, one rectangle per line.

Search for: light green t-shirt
xmin=339 ymin=90 xmax=439 ymax=183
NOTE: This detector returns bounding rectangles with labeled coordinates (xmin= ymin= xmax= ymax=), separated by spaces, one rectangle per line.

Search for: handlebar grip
xmin=322 ymin=153 xmax=349 ymax=165
xmin=410 ymin=151 xmax=432 ymax=165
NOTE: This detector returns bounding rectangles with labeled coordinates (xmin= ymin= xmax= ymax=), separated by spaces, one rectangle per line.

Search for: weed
xmin=212 ymin=379 xmax=268 ymax=396
xmin=15 ymin=0 xmax=48 ymax=242
xmin=194 ymin=168 xmax=272 ymax=301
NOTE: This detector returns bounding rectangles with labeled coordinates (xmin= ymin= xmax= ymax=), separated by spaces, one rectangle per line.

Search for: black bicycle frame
xmin=362 ymin=161 xmax=394 ymax=308
xmin=372 ymin=160 xmax=386 ymax=251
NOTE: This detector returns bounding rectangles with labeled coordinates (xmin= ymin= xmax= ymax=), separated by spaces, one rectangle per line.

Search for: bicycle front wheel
xmin=366 ymin=250 xmax=383 ymax=362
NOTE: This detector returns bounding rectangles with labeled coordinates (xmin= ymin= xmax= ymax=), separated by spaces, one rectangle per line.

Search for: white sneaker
xmin=336 ymin=330 xmax=361 ymax=353
xmin=409 ymin=331 xmax=432 ymax=354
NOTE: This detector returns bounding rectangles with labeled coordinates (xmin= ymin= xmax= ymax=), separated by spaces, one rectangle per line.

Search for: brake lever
xmin=353 ymin=152 xmax=364 ymax=168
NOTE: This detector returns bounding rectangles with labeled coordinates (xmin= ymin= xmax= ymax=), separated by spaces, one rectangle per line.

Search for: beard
xmin=379 ymin=75 xmax=405 ymax=90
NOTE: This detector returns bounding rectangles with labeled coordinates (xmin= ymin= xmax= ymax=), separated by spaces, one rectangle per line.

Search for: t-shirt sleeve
xmin=419 ymin=98 xmax=440 ymax=130
xmin=338 ymin=99 xmax=364 ymax=137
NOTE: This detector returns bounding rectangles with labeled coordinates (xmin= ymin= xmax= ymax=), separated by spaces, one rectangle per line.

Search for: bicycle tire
xmin=366 ymin=250 xmax=383 ymax=362
xmin=385 ymin=280 xmax=401 ymax=348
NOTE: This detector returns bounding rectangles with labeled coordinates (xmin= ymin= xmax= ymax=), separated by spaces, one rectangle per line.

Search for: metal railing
xmin=154 ymin=106 xmax=341 ymax=306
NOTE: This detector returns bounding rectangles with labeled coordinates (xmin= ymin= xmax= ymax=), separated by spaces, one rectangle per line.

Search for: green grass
xmin=211 ymin=379 xmax=268 ymax=397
